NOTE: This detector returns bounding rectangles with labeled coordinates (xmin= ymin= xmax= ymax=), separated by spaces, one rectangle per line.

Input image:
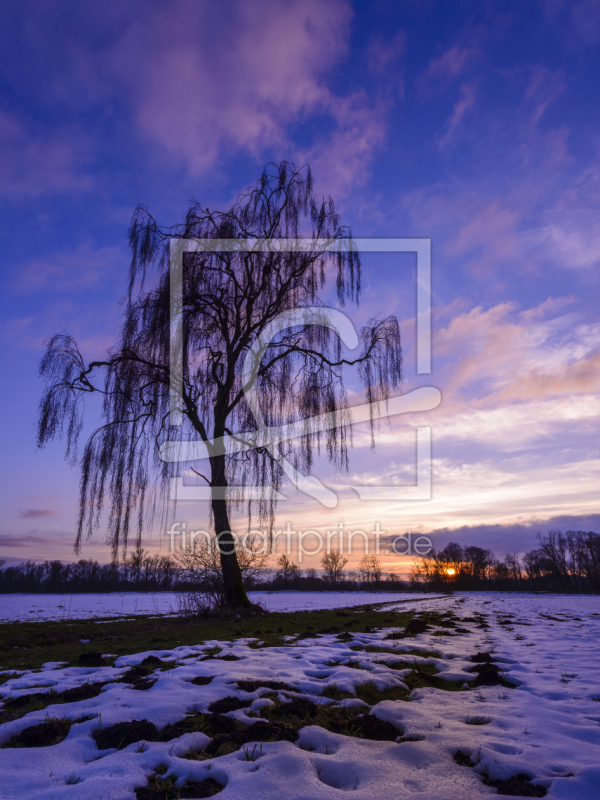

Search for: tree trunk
xmin=210 ymin=452 xmax=251 ymax=609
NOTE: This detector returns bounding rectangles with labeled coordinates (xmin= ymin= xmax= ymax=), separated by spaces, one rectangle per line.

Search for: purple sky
xmin=1 ymin=0 xmax=599 ymax=572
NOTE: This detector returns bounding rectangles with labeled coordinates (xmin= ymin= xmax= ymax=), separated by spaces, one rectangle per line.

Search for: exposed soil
xmin=484 ymin=773 xmax=547 ymax=797
xmin=207 ymin=696 xmax=253 ymax=714
xmin=236 ymin=679 xmax=296 ymax=692
xmin=93 ymin=719 xmax=158 ymax=750
xmin=470 ymin=652 xmax=495 ymax=663
xmin=203 ymin=721 xmax=298 ymax=756
xmin=78 ymin=651 xmax=106 ymax=667
xmin=328 ymin=712 xmax=401 ymax=741
xmin=135 ymin=775 xmax=223 ymax=799
xmin=190 ymin=676 xmax=214 ymax=686
xmin=453 ymin=749 xmax=476 ymax=767
xmin=468 ymin=663 xmax=516 ymax=688
xmin=2 ymin=718 xmax=72 ymax=748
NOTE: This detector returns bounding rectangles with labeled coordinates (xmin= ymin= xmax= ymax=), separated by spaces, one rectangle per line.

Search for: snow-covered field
xmin=1 ymin=593 xmax=600 ymax=799
xmin=0 ymin=591 xmax=428 ymax=623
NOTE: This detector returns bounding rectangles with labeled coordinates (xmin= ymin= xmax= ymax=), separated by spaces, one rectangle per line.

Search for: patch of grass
xmin=0 ymin=680 xmax=107 ymax=725
xmin=464 ymin=715 xmax=491 ymax=725
xmin=354 ymin=679 xmax=409 ymax=705
xmin=0 ymin=604 xmax=414 ymax=674
xmin=321 ymin=682 xmax=353 ymax=701
xmin=376 ymin=660 xmax=466 ymax=694
xmin=135 ymin=770 xmax=223 ymax=799
xmin=2 ymin=714 xmax=92 ymax=748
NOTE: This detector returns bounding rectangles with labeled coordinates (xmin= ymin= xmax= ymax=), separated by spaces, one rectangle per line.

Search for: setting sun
xmin=445 ymin=568 xmax=456 ymax=576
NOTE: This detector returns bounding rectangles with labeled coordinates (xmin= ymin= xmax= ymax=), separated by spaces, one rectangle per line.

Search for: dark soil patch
xmin=453 ymin=749 xmax=476 ymax=767
xmin=141 ymin=656 xmax=163 ymax=666
xmin=328 ymin=713 xmax=401 ymax=741
xmin=215 ymin=654 xmax=240 ymax=661
xmin=471 ymin=652 xmax=495 ymax=663
xmin=317 ymin=627 xmax=341 ymax=634
xmin=2 ymin=717 xmax=73 ymax=748
xmin=271 ymin=698 xmax=317 ymax=721
xmin=119 ymin=664 xmax=154 ymax=683
xmin=404 ymin=619 xmax=431 ymax=636
xmin=207 ymin=696 xmax=253 ymax=714
xmin=135 ymin=775 xmax=223 ymax=799
xmin=437 ymin=620 xmax=456 ymax=629
xmin=236 ymin=679 xmax=295 ymax=692
xmin=78 ymin=651 xmax=106 ymax=667
xmin=131 ymin=678 xmax=158 ymax=691
xmin=93 ymin=719 xmax=158 ymax=750
xmin=62 ymin=682 xmax=106 ymax=702
xmin=204 ymin=721 xmax=298 ymax=756
xmin=483 ymin=773 xmax=547 ymax=797
xmin=155 ymin=712 xmax=237 ymax=742
xmin=468 ymin=663 xmax=516 ymax=688
xmin=204 ymin=714 xmax=238 ymax=736
xmin=190 ymin=676 xmax=214 ymax=686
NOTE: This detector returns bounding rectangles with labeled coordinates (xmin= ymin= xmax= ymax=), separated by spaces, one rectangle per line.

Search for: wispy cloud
xmin=417 ymin=44 xmax=479 ymax=99
xmin=18 ymin=509 xmax=58 ymax=519
xmin=437 ymin=83 xmax=477 ymax=149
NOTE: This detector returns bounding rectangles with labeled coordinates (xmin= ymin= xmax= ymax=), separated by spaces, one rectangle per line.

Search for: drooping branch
xmin=37 ymin=161 xmax=403 ymax=564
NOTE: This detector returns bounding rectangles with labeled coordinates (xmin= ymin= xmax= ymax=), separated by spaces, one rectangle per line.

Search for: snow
xmin=1 ymin=592 xmax=600 ymax=798
xmin=0 ymin=591 xmax=428 ymax=623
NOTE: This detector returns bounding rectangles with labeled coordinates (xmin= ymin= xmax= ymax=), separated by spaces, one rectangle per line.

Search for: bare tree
xmin=321 ymin=550 xmax=348 ymax=585
xmin=175 ymin=533 xmax=268 ymax=612
xmin=37 ymin=161 xmax=402 ymax=609
xmin=276 ymin=554 xmax=301 ymax=586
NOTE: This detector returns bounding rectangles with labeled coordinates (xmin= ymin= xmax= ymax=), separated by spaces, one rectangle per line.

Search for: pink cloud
xmin=301 ymin=93 xmax=387 ymax=199
xmin=107 ymin=0 xmax=361 ymax=176
xmin=432 ymin=297 xmax=600 ymax=414
xmin=0 ymin=109 xmax=91 ymax=198
xmin=438 ymin=82 xmax=476 ymax=149
xmin=417 ymin=44 xmax=479 ymax=99
xmin=18 ymin=509 xmax=58 ymax=519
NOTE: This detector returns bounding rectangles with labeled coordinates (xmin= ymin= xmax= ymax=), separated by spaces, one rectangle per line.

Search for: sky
xmin=0 ymin=0 xmax=599 ymax=574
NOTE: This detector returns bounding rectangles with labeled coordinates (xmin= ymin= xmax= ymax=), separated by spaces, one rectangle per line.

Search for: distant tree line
xmin=4 ymin=529 xmax=596 ymax=594
xmin=411 ymin=530 xmax=600 ymax=593
xmin=0 ymin=549 xmax=409 ymax=594
xmin=0 ymin=551 xmax=182 ymax=594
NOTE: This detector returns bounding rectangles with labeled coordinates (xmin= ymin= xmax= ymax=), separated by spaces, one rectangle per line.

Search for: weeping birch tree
xmin=37 ymin=162 xmax=402 ymax=609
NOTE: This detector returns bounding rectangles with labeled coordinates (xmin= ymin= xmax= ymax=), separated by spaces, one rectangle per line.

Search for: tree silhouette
xmin=37 ymin=162 xmax=402 ymax=609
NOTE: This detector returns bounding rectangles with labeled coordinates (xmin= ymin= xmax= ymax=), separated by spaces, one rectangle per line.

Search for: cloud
xmin=437 ymin=83 xmax=476 ymax=149
xmin=18 ymin=509 xmax=58 ymax=519
xmin=417 ymin=44 xmax=479 ymax=99
xmin=107 ymin=0 xmax=376 ymax=183
xmin=0 ymin=534 xmax=55 ymax=546
xmin=423 ymin=512 xmax=600 ymax=556
xmin=301 ymin=92 xmax=387 ymax=199
xmin=542 ymin=0 xmax=600 ymax=45
xmin=0 ymin=0 xmax=388 ymax=196
xmin=0 ymin=108 xmax=91 ymax=198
